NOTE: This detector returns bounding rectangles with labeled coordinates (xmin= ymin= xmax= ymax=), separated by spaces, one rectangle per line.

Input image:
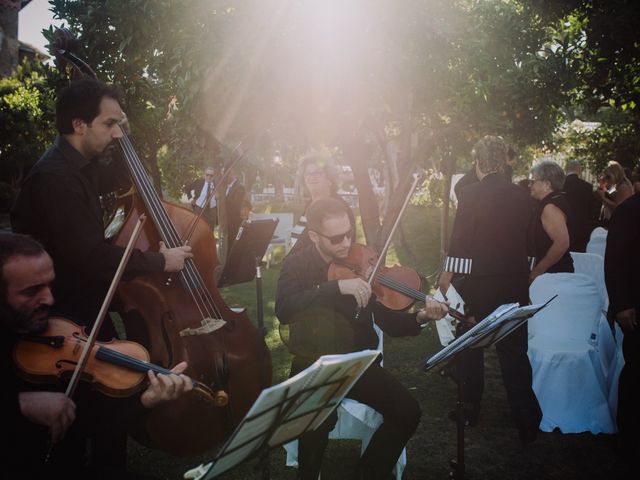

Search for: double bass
xmin=53 ymin=29 xmax=272 ymax=456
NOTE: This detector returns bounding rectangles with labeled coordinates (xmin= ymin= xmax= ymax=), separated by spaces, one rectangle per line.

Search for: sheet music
xmin=187 ymin=350 xmax=380 ymax=479
xmin=422 ymin=300 xmax=554 ymax=372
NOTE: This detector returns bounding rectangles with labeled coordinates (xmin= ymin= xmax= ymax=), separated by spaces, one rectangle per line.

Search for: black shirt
xmin=445 ymin=173 xmax=535 ymax=277
xmin=533 ymin=191 xmax=574 ymax=274
xmin=275 ymin=243 xmax=422 ymax=367
xmin=11 ymin=136 xmax=165 ymax=325
xmin=605 ymin=192 xmax=640 ymax=316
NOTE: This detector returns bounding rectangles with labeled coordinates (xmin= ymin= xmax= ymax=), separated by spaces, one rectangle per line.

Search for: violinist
xmin=0 ymin=232 xmax=192 ymax=478
xmin=11 ymin=78 xmax=193 ymax=329
xmin=275 ymin=197 xmax=448 ymax=480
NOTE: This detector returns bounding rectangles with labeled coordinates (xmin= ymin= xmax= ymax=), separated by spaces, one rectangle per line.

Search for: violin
xmin=13 ymin=317 xmax=224 ymax=404
xmin=328 ymin=243 xmax=466 ymax=322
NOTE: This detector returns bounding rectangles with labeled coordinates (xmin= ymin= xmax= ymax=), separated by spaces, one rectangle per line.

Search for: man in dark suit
xmin=439 ymin=136 xmax=541 ymax=444
xmin=224 ymin=167 xmax=246 ymax=248
xmin=563 ymin=160 xmax=595 ymax=252
xmin=604 ymin=192 xmax=640 ymax=460
xmin=183 ymin=166 xmax=217 ymax=230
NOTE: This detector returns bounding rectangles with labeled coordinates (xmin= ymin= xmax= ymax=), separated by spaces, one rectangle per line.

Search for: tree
xmin=0 ymin=59 xmax=62 ymax=210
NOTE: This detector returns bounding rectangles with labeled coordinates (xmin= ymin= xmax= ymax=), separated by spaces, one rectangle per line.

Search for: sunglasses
xmin=312 ymin=228 xmax=353 ymax=245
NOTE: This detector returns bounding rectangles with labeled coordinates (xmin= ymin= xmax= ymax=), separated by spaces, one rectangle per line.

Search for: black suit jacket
xmin=225 ymin=180 xmax=246 ymax=241
xmin=562 ymin=173 xmax=593 ymax=252
xmin=605 ymin=192 xmax=640 ymax=316
xmin=184 ymin=178 xmax=212 ymax=202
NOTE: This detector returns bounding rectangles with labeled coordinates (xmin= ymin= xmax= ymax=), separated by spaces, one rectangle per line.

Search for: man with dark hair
xmin=276 ymin=197 xmax=448 ymax=480
xmin=11 ymin=78 xmax=192 ymax=327
xmin=10 ymin=78 xmax=194 ymax=476
xmin=563 ymin=159 xmax=595 ymax=252
xmin=439 ymin=135 xmax=541 ymax=444
xmin=0 ymin=232 xmax=192 ymax=478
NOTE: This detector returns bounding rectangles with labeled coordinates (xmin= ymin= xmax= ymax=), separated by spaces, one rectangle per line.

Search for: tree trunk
xmin=343 ymin=134 xmax=379 ymax=246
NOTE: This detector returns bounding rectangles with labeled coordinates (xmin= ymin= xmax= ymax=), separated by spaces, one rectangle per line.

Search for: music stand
xmin=218 ymin=218 xmax=278 ymax=336
xmin=184 ymin=350 xmax=381 ymax=480
xmin=420 ymin=296 xmax=556 ymax=480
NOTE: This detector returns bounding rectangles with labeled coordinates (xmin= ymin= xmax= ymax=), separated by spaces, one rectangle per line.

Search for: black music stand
xmin=420 ymin=297 xmax=556 ymax=480
xmin=183 ymin=350 xmax=381 ymax=480
xmin=218 ymin=218 xmax=278 ymax=337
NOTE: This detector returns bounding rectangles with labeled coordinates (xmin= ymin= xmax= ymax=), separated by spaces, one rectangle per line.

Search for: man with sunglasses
xmin=276 ymin=197 xmax=448 ymax=480
xmin=184 ymin=166 xmax=218 ymax=230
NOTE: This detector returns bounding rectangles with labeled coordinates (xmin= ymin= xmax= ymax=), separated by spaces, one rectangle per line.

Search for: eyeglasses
xmin=312 ymin=228 xmax=353 ymax=245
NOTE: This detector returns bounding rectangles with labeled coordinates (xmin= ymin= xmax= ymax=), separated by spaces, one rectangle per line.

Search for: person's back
xmin=450 ymin=173 xmax=533 ymax=278
xmin=563 ymin=172 xmax=593 ymax=252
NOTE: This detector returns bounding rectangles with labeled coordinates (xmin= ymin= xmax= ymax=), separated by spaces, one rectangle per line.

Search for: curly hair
xmin=471 ymin=135 xmax=508 ymax=175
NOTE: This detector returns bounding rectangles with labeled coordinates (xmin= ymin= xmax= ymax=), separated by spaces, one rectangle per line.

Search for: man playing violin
xmin=0 ymin=232 xmax=193 ymax=478
xmin=275 ymin=197 xmax=448 ymax=480
xmin=11 ymin=78 xmax=193 ymax=329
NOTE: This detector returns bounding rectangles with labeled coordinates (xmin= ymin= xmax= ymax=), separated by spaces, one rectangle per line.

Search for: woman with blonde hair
xmin=289 ymin=151 xmax=355 ymax=255
xmin=597 ymin=161 xmax=633 ymax=221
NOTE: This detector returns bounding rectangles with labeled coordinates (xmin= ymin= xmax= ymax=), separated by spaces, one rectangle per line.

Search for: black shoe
xmin=447 ymin=405 xmax=480 ymax=427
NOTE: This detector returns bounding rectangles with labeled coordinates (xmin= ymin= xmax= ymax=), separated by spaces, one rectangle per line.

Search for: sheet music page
xmin=191 ymin=349 xmax=380 ymax=479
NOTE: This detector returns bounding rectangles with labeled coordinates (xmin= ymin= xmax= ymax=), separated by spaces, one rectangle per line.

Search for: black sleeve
xmin=372 ymin=303 xmax=422 ymax=337
xmin=32 ymin=172 xmax=165 ymax=282
xmin=605 ymin=201 xmax=639 ymax=315
xmin=275 ymin=256 xmax=341 ymax=324
xmin=448 ymin=191 xmax=474 ymax=259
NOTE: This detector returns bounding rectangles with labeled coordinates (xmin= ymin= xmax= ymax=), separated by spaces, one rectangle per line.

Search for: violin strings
xmin=118 ymin=136 xmax=224 ymax=322
xmin=95 ymin=345 xmax=173 ymax=375
xmin=377 ymin=274 xmax=425 ymax=301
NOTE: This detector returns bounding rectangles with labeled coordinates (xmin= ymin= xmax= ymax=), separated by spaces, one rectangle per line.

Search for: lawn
xmin=128 ymin=205 xmax=630 ymax=480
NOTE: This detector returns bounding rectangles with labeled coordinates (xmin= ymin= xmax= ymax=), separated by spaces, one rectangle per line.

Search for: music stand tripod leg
xmin=450 ymin=371 xmax=465 ymax=480
xmin=255 ymin=256 xmax=267 ymax=338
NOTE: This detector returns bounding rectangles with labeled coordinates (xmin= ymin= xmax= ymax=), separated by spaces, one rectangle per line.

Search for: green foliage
xmin=0 ymin=59 xmax=61 ymax=210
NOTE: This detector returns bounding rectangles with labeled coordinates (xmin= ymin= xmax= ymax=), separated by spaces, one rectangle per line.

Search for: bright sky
xmin=18 ymin=0 xmax=63 ymax=55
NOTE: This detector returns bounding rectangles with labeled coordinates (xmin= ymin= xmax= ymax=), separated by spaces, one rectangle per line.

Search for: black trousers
xmin=455 ymin=274 xmax=541 ymax=429
xmin=617 ymin=325 xmax=640 ymax=455
xmin=292 ymin=358 xmax=421 ymax=480
xmin=193 ymin=205 xmax=217 ymax=230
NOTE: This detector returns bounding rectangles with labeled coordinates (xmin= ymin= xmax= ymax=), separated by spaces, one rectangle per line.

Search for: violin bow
xmin=63 ymin=215 xmax=147 ymax=399
xmin=352 ymin=172 xmax=423 ymax=320
xmin=360 ymin=171 xmax=464 ymax=320
xmin=365 ymin=171 xmax=424 ymax=287
xmin=44 ymin=215 xmax=147 ymax=463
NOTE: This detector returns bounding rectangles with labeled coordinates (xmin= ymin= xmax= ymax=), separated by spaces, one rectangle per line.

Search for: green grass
xmin=127 ymin=205 xmax=631 ymax=480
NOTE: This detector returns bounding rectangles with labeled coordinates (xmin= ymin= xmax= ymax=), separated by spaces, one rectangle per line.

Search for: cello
xmin=52 ymin=29 xmax=272 ymax=456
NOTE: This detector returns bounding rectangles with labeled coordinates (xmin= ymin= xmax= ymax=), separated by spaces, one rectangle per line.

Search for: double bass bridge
xmin=179 ymin=317 xmax=227 ymax=337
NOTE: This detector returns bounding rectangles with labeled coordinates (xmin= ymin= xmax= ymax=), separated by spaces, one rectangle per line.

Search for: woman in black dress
xmin=529 ymin=160 xmax=574 ymax=283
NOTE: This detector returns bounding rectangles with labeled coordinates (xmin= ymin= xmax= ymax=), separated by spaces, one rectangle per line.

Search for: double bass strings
xmin=117 ymin=134 xmax=225 ymax=324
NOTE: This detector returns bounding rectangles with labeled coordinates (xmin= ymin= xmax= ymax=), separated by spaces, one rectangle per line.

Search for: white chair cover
xmin=586 ymin=228 xmax=607 ymax=257
xmin=569 ymin=252 xmax=615 ymax=374
xmin=528 ymin=273 xmax=616 ymax=434
xmin=283 ymin=321 xmax=406 ymax=479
